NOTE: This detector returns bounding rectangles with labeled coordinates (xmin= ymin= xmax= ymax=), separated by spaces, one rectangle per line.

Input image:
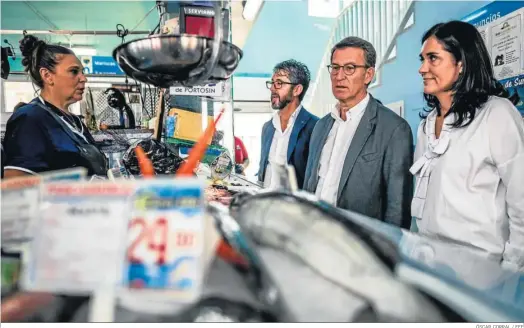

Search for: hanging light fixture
xmin=70 ymin=47 xmax=97 ymax=56
xmin=242 ymin=0 xmax=264 ymax=21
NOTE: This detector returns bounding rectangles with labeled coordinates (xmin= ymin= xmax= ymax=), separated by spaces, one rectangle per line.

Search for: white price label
xmin=121 ymin=179 xmax=205 ymax=303
xmin=169 ymin=82 xmax=224 ymax=97
xmin=22 ymin=181 xmax=133 ymax=294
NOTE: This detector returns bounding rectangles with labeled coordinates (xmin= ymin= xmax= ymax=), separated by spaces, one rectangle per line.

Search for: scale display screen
xmin=179 ymin=5 xmax=229 ymax=40
xmin=185 ymin=15 xmax=215 ymax=38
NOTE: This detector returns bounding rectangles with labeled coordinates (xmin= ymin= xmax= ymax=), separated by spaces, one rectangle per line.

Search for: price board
xmin=22 ymin=181 xmax=133 ymax=294
xmin=1 ymin=168 xmax=87 ymax=245
xmin=121 ymin=178 xmax=206 ymax=304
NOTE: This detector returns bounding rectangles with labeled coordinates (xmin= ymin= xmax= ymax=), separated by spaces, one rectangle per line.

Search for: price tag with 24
xmin=123 ymin=178 xmax=206 ymax=302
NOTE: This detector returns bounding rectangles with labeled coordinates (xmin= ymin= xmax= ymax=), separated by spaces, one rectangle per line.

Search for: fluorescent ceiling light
xmin=243 ymin=0 xmax=263 ymax=21
xmin=71 ymin=47 xmax=97 ymax=56
xmin=308 ymin=0 xmax=339 ymax=18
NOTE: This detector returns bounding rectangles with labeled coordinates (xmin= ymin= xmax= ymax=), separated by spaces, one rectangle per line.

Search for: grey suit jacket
xmin=304 ymin=96 xmax=413 ymax=229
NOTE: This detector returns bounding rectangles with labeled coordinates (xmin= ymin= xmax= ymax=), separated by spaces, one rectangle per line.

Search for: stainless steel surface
xmin=113 ymin=1 xmax=241 ymax=88
xmin=113 ymin=35 xmax=242 ymax=88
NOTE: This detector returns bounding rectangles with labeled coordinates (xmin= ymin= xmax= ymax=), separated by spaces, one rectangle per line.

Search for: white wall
xmin=231 ymin=98 xmax=272 ymax=179
xmin=231 ymin=76 xmax=272 ymax=178
xmin=233 ymin=76 xmax=270 ymax=102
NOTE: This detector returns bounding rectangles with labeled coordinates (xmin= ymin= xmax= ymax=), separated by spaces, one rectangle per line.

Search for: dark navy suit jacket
xmin=257 ymin=107 xmax=319 ymax=189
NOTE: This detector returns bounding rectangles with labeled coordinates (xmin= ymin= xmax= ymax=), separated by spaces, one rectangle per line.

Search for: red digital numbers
xmin=127 ymin=217 xmax=167 ymax=265
xmin=148 ymin=218 xmax=168 ymax=265
xmin=127 ymin=218 xmax=146 ymax=263
xmin=127 ymin=218 xmax=196 ymax=265
xmin=176 ymin=232 xmax=194 ymax=247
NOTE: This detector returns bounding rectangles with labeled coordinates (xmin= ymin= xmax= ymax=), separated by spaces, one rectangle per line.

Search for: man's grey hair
xmin=273 ymin=59 xmax=311 ymax=101
xmin=330 ymin=36 xmax=377 ymax=68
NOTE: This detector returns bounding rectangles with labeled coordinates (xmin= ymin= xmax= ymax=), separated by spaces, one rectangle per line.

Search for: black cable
xmin=3 ymin=39 xmax=15 ymax=59
xmin=149 ymin=22 xmax=160 ymax=36
xmin=149 ymin=12 xmax=166 ymax=36
xmin=115 ymin=23 xmax=131 ymax=99
xmin=115 ymin=24 xmax=129 ymax=44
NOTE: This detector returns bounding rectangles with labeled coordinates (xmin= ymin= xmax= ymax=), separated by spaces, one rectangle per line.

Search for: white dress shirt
xmin=316 ymin=93 xmax=370 ymax=204
xmin=412 ymin=96 xmax=524 ymax=270
xmin=264 ymin=106 xmax=302 ymax=189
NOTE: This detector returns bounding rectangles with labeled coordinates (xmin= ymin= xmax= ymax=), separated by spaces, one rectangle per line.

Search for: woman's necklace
xmin=61 ymin=111 xmax=81 ymax=131
xmin=39 ymin=96 xmax=81 ymax=131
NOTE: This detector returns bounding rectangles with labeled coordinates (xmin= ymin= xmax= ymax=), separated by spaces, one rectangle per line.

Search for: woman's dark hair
xmin=19 ymin=34 xmax=74 ymax=89
xmin=420 ymin=21 xmax=509 ymax=128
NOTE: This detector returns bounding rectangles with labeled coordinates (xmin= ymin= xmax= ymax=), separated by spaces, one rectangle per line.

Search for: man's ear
xmin=364 ymin=67 xmax=375 ymax=85
xmin=293 ymin=84 xmax=303 ymax=98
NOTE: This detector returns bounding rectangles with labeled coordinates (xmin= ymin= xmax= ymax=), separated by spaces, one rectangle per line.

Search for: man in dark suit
xmin=304 ymin=37 xmax=413 ymax=229
xmin=258 ymin=59 xmax=319 ymax=189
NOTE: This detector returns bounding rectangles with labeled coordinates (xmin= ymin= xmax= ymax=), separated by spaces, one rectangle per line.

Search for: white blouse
xmin=412 ymin=96 xmax=524 ymax=270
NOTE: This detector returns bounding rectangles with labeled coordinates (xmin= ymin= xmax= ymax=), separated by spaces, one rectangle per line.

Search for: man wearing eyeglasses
xmin=304 ymin=37 xmax=413 ymax=229
xmin=257 ymin=59 xmax=319 ymax=189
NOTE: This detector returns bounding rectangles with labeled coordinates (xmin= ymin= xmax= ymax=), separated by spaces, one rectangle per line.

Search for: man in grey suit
xmin=304 ymin=37 xmax=413 ymax=229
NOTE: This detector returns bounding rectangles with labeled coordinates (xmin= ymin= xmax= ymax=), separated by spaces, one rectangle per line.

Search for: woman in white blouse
xmin=412 ymin=21 xmax=524 ymax=270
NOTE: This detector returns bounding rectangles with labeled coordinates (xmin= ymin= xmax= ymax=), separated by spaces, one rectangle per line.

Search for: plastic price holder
xmin=1 ymin=168 xmax=87 ymax=246
xmin=21 ymin=180 xmax=134 ymax=295
xmin=117 ymin=178 xmax=208 ymax=315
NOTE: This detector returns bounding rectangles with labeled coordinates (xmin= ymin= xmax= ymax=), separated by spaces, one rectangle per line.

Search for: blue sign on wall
xmin=8 ymin=55 xmax=124 ymax=76
xmin=92 ymin=56 xmax=124 ymax=75
xmin=81 ymin=56 xmax=124 ymax=75
xmin=462 ymin=1 xmax=523 ymax=27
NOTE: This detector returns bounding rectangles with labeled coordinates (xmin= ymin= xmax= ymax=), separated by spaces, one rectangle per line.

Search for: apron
xmin=31 ymin=99 xmax=108 ymax=176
